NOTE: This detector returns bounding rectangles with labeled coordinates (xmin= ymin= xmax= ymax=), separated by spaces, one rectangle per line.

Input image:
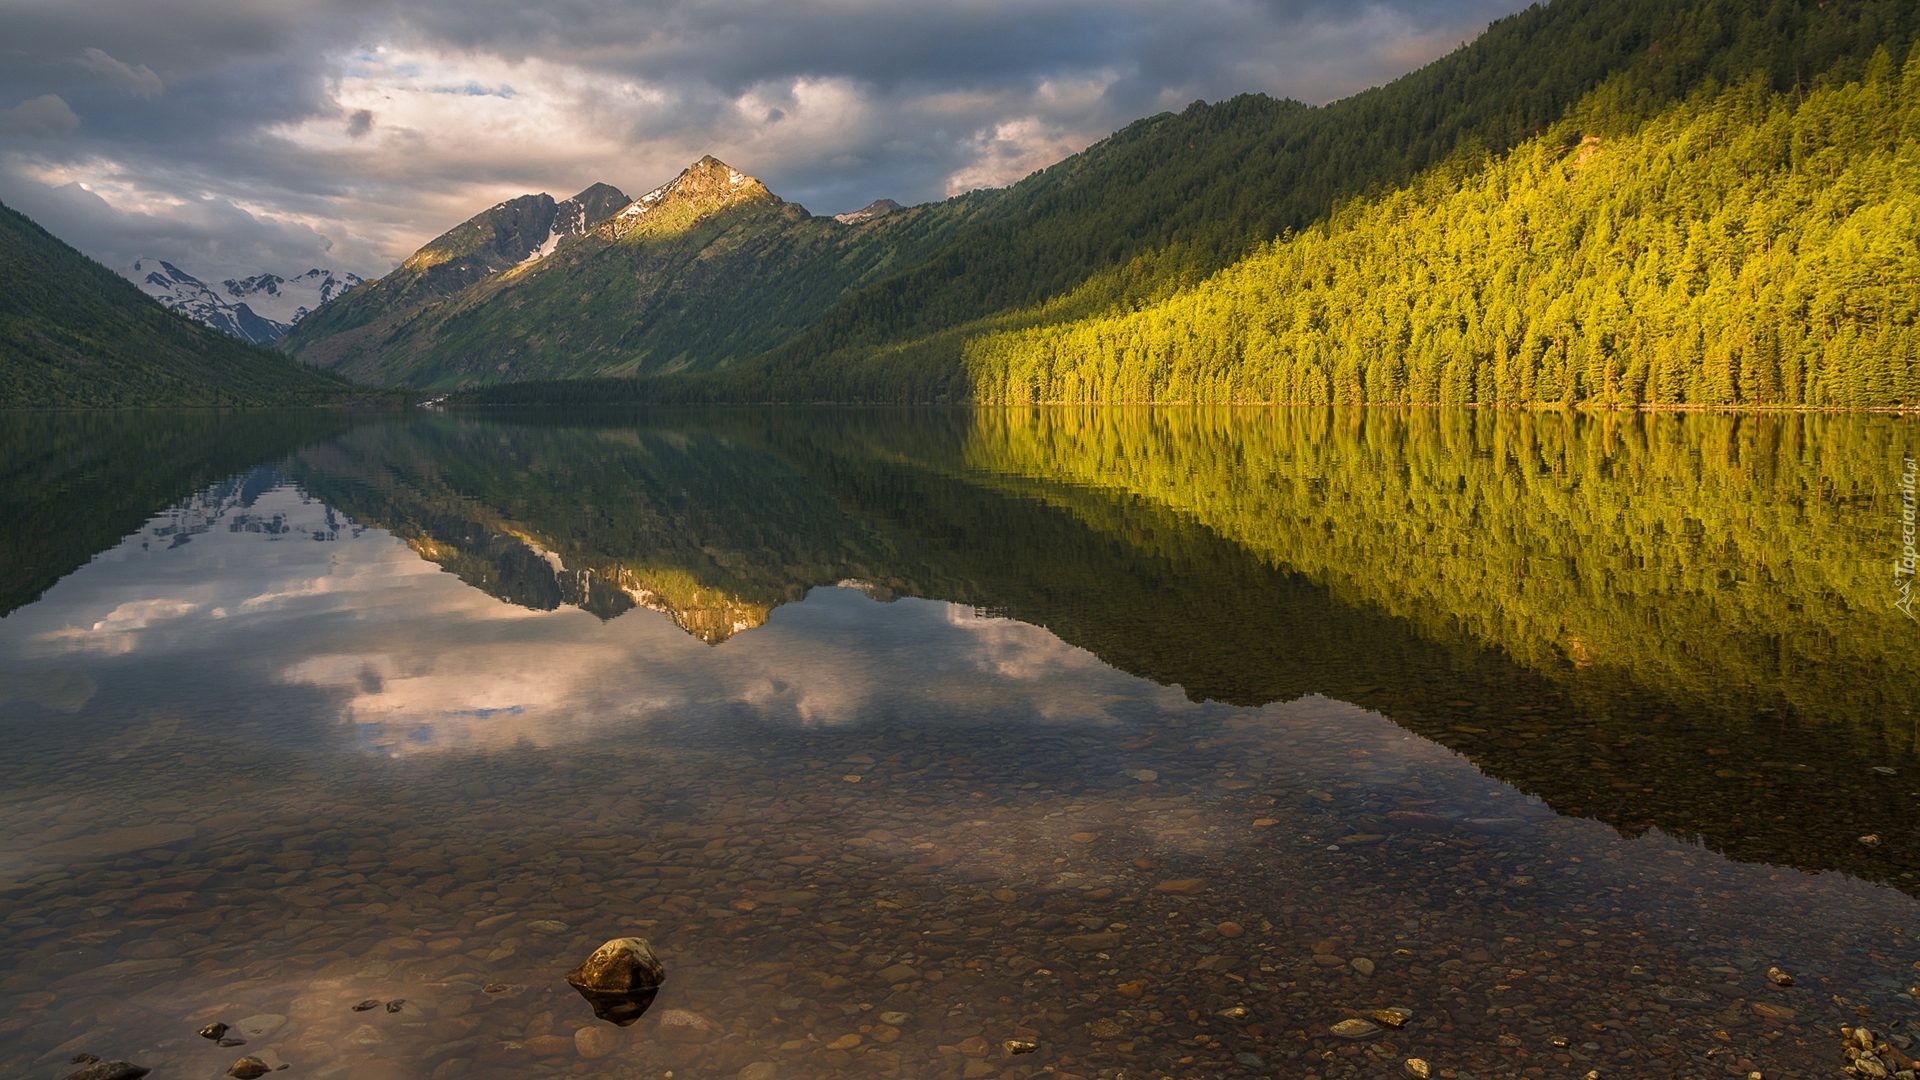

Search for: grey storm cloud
xmin=0 ymin=94 xmax=80 ymax=138
xmin=74 ymin=47 xmax=166 ymax=98
xmin=0 ymin=0 xmax=1526 ymax=284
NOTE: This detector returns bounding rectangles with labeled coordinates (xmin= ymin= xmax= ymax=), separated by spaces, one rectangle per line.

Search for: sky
xmin=0 ymin=0 xmax=1528 ymax=284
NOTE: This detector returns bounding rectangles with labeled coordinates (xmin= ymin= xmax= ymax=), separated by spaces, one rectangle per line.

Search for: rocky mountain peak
xmin=833 ymin=199 xmax=903 ymax=225
xmin=594 ymin=156 xmax=778 ymax=241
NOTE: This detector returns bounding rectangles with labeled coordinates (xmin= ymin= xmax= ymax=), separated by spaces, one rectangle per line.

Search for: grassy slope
xmin=0 ymin=203 xmax=368 ymax=408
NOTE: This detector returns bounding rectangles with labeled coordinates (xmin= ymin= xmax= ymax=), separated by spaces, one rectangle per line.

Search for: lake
xmin=2 ymin=406 xmax=1917 ymax=1080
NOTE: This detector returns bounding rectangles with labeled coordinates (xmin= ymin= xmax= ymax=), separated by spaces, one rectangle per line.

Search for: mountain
xmin=126 ymin=259 xmax=363 ymax=344
xmin=0 ymin=201 xmax=377 ymax=407
xmin=448 ymin=0 xmax=1920 ymax=406
xmin=221 ymin=267 xmax=362 ymax=328
xmin=279 ymin=182 xmax=631 ymax=377
xmin=833 ymin=199 xmax=902 ymax=225
xmin=280 ymin=159 xmax=1001 ymax=389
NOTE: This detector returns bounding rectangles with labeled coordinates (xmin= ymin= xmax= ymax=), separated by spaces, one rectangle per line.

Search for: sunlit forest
xmin=966 ymin=52 xmax=1920 ymax=407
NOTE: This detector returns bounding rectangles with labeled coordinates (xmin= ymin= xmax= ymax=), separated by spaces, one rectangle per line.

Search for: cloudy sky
xmin=0 ymin=0 xmax=1525 ymax=283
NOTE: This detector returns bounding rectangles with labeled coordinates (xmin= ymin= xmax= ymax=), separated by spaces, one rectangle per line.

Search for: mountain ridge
xmin=127 ymin=258 xmax=363 ymax=344
xmin=284 ymin=181 xmax=632 ymax=375
xmin=280 ymin=157 xmax=1003 ymax=388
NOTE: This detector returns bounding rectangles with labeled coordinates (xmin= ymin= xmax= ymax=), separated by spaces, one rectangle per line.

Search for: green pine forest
xmin=965 ymin=50 xmax=1920 ymax=407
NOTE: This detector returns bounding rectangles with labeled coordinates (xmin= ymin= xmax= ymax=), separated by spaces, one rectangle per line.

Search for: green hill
xmin=457 ymin=0 xmax=1919 ymax=406
xmin=0 ymin=202 xmax=372 ymax=407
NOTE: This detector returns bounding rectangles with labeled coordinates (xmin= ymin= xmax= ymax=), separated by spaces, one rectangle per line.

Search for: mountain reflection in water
xmin=0 ymin=406 xmax=1916 ymax=1080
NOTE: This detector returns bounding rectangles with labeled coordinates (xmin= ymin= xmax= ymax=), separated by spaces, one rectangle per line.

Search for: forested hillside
xmin=967 ymin=50 xmax=1920 ymax=406
xmin=462 ymin=0 xmax=1920 ymax=406
xmin=0 ymin=203 xmax=371 ymax=407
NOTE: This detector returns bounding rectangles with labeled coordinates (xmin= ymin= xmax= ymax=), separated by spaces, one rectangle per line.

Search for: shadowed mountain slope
xmin=0 ymin=203 xmax=367 ymax=408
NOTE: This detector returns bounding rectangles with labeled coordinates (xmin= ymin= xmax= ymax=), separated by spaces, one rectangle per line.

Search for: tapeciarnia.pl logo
xmin=1898 ymin=456 xmax=1917 ymax=621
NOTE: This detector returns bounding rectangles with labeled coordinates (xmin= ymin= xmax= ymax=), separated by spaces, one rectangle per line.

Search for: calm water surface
xmin=2 ymin=407 xmax=1917 ymax=1080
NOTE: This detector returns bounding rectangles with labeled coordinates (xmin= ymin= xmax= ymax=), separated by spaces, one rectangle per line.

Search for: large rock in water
xmin=64 ymin=1064 xmax=150 ymax=1080
xmin=566 ymin=937 xmax=666 ymax=1026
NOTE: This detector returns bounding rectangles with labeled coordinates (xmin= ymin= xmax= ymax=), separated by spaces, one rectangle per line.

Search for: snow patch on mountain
xmin=833 ymin=199 xmax=903 ymax=225
xmin=125 ymin=258 xmax=362 ymax=344
xmin=521 ymin=183 xmax=632 ymax=265
xmin=224 ymin=268 xmax=363 ymax=326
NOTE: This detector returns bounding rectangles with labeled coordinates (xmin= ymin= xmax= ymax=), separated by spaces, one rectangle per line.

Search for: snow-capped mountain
xmin=223 ymin=268 xmax=363 ymax=326
xmin=125 ymin=258 xmax=363 ymax=344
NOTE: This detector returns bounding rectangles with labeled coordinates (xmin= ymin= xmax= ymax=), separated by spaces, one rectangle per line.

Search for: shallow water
xmin=2 ymin=407 xmax=1917 ymax=1080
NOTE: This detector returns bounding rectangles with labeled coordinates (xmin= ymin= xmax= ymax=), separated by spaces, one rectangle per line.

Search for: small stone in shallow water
xmin=1235 ymin=1052 xmax=1265 ymax=1067
xmin=1004 ymin=1040 xmax=1038 ymax=1055
xmin=1405 ymin=1058 xmax=1431 ymax=1079
xmin=656 ymin=1009 xmax=721 ymax=1042
xmin=878 ymin=1012 xmax=910 ymax=1026
xmin=481 ymin=982 xmax=513 ymax=993
xmin=1655 ymin=985 xmax=1714 ymax=1007
xmin=1331 ymin=1018 xmax=1380 ymax=1039
xmin=70 ymin=1054 xmax=100 ymax=1065
xmin=1767 ymin=967 xmax=1795 ymax=987
xmin=349 ymin=999 xmax=381 ymax=1012
xmin=566 ymin=937 xmax=666 ymax=1027
xmin=1373 ymin=1008 xmax=1413 ymax=1028
xmin=64 ymin=1063 xmax=149 ymax=1080
xmin=226 ymin=1059 xmax=271 ymax=1080
xmin=529 ymin=919 xmax=570 ymax=933
xmin=199 ymin=1023 xmax=230 ymax=1040
xmin=1217 ymin=921 xmax=1245 ymax=938
xmin=383 ymin=999 xmax=405 ymax=1013
xmin=217 ymin=1037 xmax=246 ymax=1047
xmin=1351 ymin=957 xmax=1376 ymax=975
xmin=575 ymin=1024 xmax=625 ymax=1058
